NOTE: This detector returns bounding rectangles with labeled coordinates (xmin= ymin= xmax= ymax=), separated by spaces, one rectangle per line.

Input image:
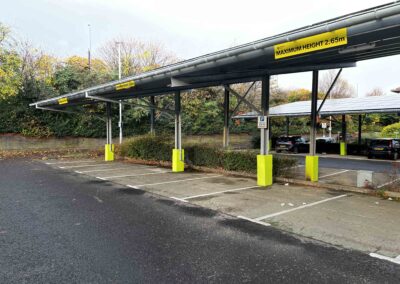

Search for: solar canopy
xmin=31 ymin=2 xmax=400 ymax=109
xmin=233 ymin=94 xmax=400 ymax=118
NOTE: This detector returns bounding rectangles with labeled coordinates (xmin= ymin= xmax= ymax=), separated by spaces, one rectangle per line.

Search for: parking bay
xmin=44 ymin=158 xmax=400 ymax=259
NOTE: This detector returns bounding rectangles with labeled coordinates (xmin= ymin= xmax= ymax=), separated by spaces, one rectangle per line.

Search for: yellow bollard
xmin=172 ymin=149 xmax=185 ymax=172
xmin=305 ymin=155 xmax=319 ymax=182
xmin=105 ymin=144 xmax=115 ymax=161
xmin=257 ymin=154 xmax=273 ymax=186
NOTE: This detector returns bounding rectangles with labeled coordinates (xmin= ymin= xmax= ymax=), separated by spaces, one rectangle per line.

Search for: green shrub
xmin=120 ymin=134 xmax=298 ymax=177
xmin=120 ymin=134 xmax=173 ymax=161
xmin=185 ymin=144 xmax=223 ymax=168
xmin=223 ymin=151 xmax=257 ymax=173
xmin=381 ymin=122 xmax=400 ymax=138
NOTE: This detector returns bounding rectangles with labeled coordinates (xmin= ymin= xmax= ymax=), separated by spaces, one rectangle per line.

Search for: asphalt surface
xmin=1 ymin=159 xmax=399 ymax=283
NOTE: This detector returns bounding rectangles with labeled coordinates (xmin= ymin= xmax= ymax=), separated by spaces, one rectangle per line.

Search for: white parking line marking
xmin=170 ymin=197 xmax=188 ymax=203
xmin=319 ymin=170 xmax=350 ymax=179
xmin=370 ymin=253 xmax=400 ymax=265
xmin=93 ymin=196 xmax=103 ymax=203
xmin=126 ymin=175 xmax=222 ymax=188
xmin=254 ymin=194 xmax=348 ymax=221
xmin=76 ymin=167 xmax=131 ymax=173
xmin=97 ymin=171 xmax=170 ymax=180
xmin=76 ymin=166 xmax=152 ymax=173
xmin=377 ymin=177 xmax=400 ymax=189
xmin=177 ymin=186 xmax=261 ymax=200
xmin=237 ymin=216 xmax=271 ymax=227
xmin=46 ymin=160 xmax=96 ymax=165
xmin=59 ymin=164 xmax=115 ymax=169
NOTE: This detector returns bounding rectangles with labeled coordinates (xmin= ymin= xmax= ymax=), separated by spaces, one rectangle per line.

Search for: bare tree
xmin=319 ymin=70 xmax=355 ymax=98
xmin=366 ymin=87 xmax=385 ymax=97
xmin=98 ymin=38 xmax=177 ymax=78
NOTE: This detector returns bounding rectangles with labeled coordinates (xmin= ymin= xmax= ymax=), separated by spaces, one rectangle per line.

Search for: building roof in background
xmin=233 ymin=94 xmax=400 ymax=118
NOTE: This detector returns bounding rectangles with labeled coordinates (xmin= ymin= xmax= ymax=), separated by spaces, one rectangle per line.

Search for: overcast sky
xmin=1 ymin=0 xmax=399 ymax=96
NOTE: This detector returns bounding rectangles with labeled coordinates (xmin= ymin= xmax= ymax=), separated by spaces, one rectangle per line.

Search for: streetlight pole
xmin=88 ymin=24 xmax=92 ymax=71
xmin=117 ymin=42 xmax=123 ymax=144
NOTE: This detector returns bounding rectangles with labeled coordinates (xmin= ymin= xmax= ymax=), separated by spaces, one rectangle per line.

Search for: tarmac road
xmin=1 ymin=159 xmax=399 ymax=283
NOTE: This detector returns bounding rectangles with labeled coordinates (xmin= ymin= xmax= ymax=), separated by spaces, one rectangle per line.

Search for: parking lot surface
xmin=3 ymin=159 xmax=400 ymax=282
xmin=44 ymin=158 xmax=400 ymax=260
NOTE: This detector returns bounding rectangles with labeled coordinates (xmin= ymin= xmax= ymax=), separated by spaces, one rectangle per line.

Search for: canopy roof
xmin=233 ymin=94 xmax=400 ymax=118
xmin=31 ymin=2 xmax=400 ymax=109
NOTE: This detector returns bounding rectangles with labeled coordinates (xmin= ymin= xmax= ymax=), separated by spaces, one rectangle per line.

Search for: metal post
xmin=342 ymin=115 xmax=347 ymax=143
xmin=106 ymin=102 xmax=112 ymax=147
xmin=174 ymin=91 xmax=181 ymax=150
xmin=117 ymin=42 xmax=123 ymax=144
xmin=150 ymin=96 xmax=155 ymax=134
xmin=310 ymin=70 xmax=319 ymax=156
xmin=358 ymin=114 xmax=362 ymax=152
xmin=223 ymin=87 xmax=230 ymax=148
xmin=286 ymin=117 xmax=290 ymax=136
xmin=260 ymin=76 xmax=270 ymax=155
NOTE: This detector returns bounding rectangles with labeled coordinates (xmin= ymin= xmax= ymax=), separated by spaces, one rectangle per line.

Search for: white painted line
xmin=180 ymin=186 xmax=260 ymax=200
xmin=97 ymin=171 xmax=170 ymax=180
xmin=76 ymin=166 xmax=151 ymax=174
xmin=377 ymin=177 xmax=400 ymax=189
xmin=93 ymin=196 xmax=103 ymax=203
xmin=370 ymin=253 xmax=400 ymax=265
xmin=46 ymin=160 xmax=95 ymax=165
xmin=319 ymin=170 xmax=350 ymax=179
xmin=237 ymin=216 xmax=271 ymax=227
xmin=255 ymin=194 xmax=348 ymax=221
xmin=170 ymin=197 xmax=188 ymax=203
xmin=126 ymin=175 xmax=222 ymax=188
xmin=59 ymin=164 xmax=115 ymax=169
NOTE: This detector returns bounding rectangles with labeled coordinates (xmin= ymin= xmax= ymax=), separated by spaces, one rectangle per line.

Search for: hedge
xmin=119 ymin=134 xmax=297 ymax=177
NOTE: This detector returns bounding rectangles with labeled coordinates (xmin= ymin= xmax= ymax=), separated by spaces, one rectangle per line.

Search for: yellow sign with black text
xmin=58 ymin=97 xmax=68 ymax=105
xmin=274 ymin=28 xmax=348 ymax=59
xmin=115 ymin=80 xmax=135 ymax=91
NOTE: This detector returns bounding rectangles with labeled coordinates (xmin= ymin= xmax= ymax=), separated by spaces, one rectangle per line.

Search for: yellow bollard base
xmin=257 ymin=154 xmax=273 ymax=187
xmin=340 ymin=142 xmax=347 ymax=156
xmin=305 ymin=155 xmax=319 ymax=182
xmin=172 ymin=149 xmax=185 ymax=172
xmin=105 ymin=144 xmax=115 ymax=161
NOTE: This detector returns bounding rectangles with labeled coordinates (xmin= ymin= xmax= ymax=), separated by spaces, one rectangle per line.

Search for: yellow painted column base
xmin=172 ymin=149 xmax=185 ymax=172
xmin=305 ymin=155 xmax=319 ymax=182
xmin=340 ymin=142 xmax=347 ymax=156
xmin=105 ymin=144 xmax=115 ymax=161
xmin=257 ymin=154 xmax=273 ymax=187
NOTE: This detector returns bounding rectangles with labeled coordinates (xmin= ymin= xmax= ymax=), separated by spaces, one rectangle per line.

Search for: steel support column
xmin=286 ymin=117 xmax=290 ymax=136
xmin=358 ymin=114 xmax=362 ymax=153
xmin=223 ymin=87 xmax=230 ymax=148
xmin=119 ymin=101 xmax=123 ymax=144
xmin=257 ymin=76 xmax=272 ymax=187
xmin=105 ymin=102 xmax=114 ymax=161
xmin=150 ymin=96 xmax=155 ymax=135
xmin=340 ymin=114 xmax=347 ymax=156
xmin=172 ymin=91 xmax=184 ymax=172
xmin=306 ymin=70 xmax=319 ymax=182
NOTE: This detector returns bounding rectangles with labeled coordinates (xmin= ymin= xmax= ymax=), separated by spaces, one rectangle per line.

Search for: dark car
xmin=367 ymin=138 xmax=400 ymax=160
xmin=275 ymin=136 xmax=307 ymax=153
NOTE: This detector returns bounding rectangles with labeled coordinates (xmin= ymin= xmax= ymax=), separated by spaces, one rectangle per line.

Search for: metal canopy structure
xmin=31 ymin=2 xmax=400 ymax=109
xmin=30 ymin=2 xmax=400 ymax=185
xmin=232 ymin=94 xmax=400 ymax=118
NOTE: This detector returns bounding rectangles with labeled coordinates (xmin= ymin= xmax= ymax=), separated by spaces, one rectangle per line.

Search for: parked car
xmin=316 ymin=137 xmax=336 ymax=144
xmin=275 ymin=136 xmax=307 ymax=153
xmin=367 ymin=138 xmax=400 ymax=160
